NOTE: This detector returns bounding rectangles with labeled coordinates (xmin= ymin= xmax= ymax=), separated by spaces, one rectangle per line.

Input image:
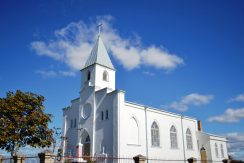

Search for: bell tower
xmin=80 ymin=35 xmax=115 ymax=92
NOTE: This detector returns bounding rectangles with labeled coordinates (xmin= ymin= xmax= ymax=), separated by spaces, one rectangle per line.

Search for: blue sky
xmin=1 ymin=0 xmax=244 ymax=159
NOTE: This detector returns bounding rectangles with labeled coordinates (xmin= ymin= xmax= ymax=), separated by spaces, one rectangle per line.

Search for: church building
xmin=62 ymin=34 xmax=228 ymax=162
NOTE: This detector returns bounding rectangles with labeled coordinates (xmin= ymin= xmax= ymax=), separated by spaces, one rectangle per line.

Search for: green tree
xmin=0 ymin=90 xmax=53 ymax=156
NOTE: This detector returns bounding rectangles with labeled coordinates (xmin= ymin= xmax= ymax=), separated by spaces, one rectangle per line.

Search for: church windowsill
xmin=127 ymin=144 xmax=141 ymax=147
xmin=151 ymin=146 xmax=162 ymax=149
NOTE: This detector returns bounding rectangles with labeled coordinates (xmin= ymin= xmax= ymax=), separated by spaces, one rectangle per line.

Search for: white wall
xmin=94 ymin=88 xmax=116 ymax=155
xmin=63 ymin=99 xmax=80 ymax=155
xmin=119 ymin=102 xmax=147 ymax=158
xmin=118 ymin=100 xmax=199 ymax=160
xmin=81 ymin=64 xmax=115 ymax=92
xmin=94 ymin=64 xmax=115 ymax=91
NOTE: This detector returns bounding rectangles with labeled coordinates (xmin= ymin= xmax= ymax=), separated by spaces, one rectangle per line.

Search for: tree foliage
xmin=0 ymin=90 xmax=53 ymax=155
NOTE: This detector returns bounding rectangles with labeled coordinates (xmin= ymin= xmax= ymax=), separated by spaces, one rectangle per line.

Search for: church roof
xmin=83 ymin=36 xmax=115 ymax=70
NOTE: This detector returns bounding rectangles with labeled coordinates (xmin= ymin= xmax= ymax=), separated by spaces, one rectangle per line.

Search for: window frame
xmin=220 ymin=144 xmax=224 ymax=158
xmin=74 ymin=118 xmax=76 ymax=128
xmin=101 ymin=111 xmax=104 ymax=121
xmin=215 ymin=143 xmax=219 ymax=158
xmin=151 ymin=121 xmax=160 ymax=147
xmin=87 ymin=71 xmax=91 ymax=81
xmin=186 ymin=128 xmax=193 ymax=150
xmin=105 ymin=110 xmax=108 ymax=120
xmin=71 ymin=119 xmax=73 ymax=128
xmin=103 ymin=70 xmax=109 ymax=81
xmin=170 ymin=125 xmax=178 ymax=149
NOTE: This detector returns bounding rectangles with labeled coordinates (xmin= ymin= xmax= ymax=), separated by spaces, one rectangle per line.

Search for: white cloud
xmin=141 ymin=46 xmax=183 ymax=70
xmin=31 ymin=15 xmax=184 ymax=71
xmin=226 ymin=132 xmax=244 ymax=142
xmin=229 ymin=94 xmax=244 ymax=103
xmin=224 ymin=132 xmax=244 ymax=160
xmin=208 ymin=108 xmax=244 ymax=123
xmin=167 ymin=93 xmax=214 ymax=112
xmin=36 ymin=70 xmax=76 ymax=78
xmin=31 ymin=41 xmax=64 ymax=60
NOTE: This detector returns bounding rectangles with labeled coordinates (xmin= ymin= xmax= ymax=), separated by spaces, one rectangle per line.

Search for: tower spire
xmin=82 ymin=28 xmax=115 ymax=70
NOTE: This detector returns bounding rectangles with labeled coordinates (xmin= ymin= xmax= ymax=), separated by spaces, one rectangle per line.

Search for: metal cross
xmin=97 ymin=23 xmax=103 ymax=35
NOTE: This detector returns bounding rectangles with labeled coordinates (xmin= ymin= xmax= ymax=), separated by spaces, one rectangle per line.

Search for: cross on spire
xmin=97 ymin=23 xmax=103 ymax=36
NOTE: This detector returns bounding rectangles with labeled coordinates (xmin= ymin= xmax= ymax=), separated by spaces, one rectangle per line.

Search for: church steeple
xmin=83 ymin=36 xmax=115 ymax=70
xmin=81 ymin=35 xmax=116 ymax=92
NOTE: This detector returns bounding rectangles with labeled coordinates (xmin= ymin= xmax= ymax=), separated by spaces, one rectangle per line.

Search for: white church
xmin=62 ymin=34 xmax=228 ymax=162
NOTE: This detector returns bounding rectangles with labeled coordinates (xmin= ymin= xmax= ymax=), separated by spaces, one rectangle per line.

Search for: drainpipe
xmin=144 ymin=106 xmax=149 ymax=162
xmin=92 ymin=92 xmax=96 ymax=157
xmin=181 ymin=115 xmax=186 ymax=163
xmin=77 ymin=106 xmax=81 ymax=144
xmin=62 ymin=115 xmax=67 ymax=156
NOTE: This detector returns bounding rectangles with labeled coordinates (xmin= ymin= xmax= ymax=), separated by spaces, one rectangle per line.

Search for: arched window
xmin=103 ymin=70 xmax=108 ymax=81
xmin=105 ymin=110 xmax=109 ymax=120
xmin=151 ymin=122 xmax=160 ymax=147
xmin=101 ymin=111 xmax=104 ymax=120
xmin=215 ymin=143 xmax=219 ymax=157
xmin=74 ymin=118 xmax=76 ymax=128
xmin=128 ymin=117 xmax=139 ymax=145
xmin=186 ymin=128 xmax=193 ymax=149
xmin=221 ymin=144 xmax=224 ymax=157
xmin=87 ymin=71 xmax=91 ymax=81
xmin=170 ymin=125 xmax=178 ymax=148
xmin=71 ymin=119 xmax=73 ymax=128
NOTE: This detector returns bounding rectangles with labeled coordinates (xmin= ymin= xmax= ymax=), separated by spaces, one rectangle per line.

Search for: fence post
xmin=0 ymin=155 xmax=4 ymax=163
xmin=133 ymin=154 xmax=146 ymax=163
xmin=13 ymin=154 xmax=25 ymax=163
xmin=38 ymin=151 xmax=55 ymax=163
xmin=187 ymin=157 xmax=197 ymax=163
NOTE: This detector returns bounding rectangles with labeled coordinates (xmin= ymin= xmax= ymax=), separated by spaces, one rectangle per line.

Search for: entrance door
xmin=83 ymin=135 xmax=90 ymax=160
xmin=84 ymin=143 xmax=90 ymax=156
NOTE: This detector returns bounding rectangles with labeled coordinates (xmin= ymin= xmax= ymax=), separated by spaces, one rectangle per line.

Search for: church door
xmin=83 ymin=135 xmax=90 ymax=160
